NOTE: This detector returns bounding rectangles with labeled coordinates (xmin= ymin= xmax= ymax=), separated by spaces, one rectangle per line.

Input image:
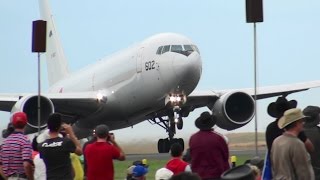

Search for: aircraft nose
xmin=172 ymin=52 xmax=202 ymax=93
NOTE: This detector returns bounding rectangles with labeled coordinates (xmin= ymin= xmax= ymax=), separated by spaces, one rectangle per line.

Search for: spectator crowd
xmin=0 ymin=97 xmax=319 ymax=180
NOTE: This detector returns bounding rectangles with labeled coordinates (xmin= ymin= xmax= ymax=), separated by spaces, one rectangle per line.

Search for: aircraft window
xmin=192 ymin=45 xmax=200 ymax=54
xmin=156 ymin=46 xmax=163 ymax=55
xmin=184 ymin=45 xmax=193 ymax=51
xmin=171 ymin=45 xmax=183 ymax=53
xmin=162 ymin=45 xmax=170 ymax=54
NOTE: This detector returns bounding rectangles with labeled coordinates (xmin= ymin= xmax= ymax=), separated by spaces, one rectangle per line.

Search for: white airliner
xmin=1 ymin=0 xmax=320 ymax=153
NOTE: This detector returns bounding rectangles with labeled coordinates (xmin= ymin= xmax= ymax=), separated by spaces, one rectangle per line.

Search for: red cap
xmin=11 ymin=112 xmax=28 ymax=128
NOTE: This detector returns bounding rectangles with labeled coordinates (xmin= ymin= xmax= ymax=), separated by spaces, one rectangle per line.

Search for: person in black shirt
xmin=38 ymin=113 xmax=82 ymax=180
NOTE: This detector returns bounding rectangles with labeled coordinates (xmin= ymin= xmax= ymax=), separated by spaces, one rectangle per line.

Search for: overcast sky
xmin=1 ymin=0 xmax=320 ymax=143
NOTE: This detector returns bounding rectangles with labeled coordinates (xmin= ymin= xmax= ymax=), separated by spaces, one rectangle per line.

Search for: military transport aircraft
xmin=1 ymin=0 xmax=320 ymax=153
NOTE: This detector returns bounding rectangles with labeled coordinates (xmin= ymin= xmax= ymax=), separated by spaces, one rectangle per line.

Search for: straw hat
xmin=278 ymin=108 xmax=307 ymax=129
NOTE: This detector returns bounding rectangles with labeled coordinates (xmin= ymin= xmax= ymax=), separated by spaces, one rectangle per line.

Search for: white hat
xmin=155 ymin=168 xmax=173 ymax=180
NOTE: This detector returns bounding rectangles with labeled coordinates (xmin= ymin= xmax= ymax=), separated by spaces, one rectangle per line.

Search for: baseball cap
xmin=95 ymin=124 xmax=109 ymax=137
xmin=132 ymin=165 xmax=148 ymax=177
xmin=11 ymin=112 xmax=28 ymax=128
xmin=155 ymin=168 xmax=173 ymax=180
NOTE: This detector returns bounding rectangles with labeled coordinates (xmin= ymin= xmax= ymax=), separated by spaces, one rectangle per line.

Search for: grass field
xmin=113 ymin=154 xmax=258 ymax=180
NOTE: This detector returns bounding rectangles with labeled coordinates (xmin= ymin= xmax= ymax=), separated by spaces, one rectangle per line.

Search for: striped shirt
xmin=0 ymin=132 xmax=33 ymax=176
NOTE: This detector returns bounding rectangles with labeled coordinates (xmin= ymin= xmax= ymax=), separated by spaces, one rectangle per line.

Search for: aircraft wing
xmin=216 ymin=80 xmax=320 ymax=99
xmin=0 ymin=93 xmax=28 ymax=111
xmin=0 ymin=92 xmax=102 ymax=117
xmin=187 ymin=80 xmax=320 ymax=107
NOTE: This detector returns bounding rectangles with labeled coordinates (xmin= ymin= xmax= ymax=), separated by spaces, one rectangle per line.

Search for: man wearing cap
xmin=84 ymin=124 xmax=125 ymax=180
xmin=189 ymin=111 xmax=229 ymax=180
xmin=303 ymin=106 xmax=320 ymax=180
xmin=0 ymin=112 xmax=34 ymax=180
xmin=271 ymin=108 xmax=315 ymax=180
xmin=38 ymin=113 xmax=82 ymax=180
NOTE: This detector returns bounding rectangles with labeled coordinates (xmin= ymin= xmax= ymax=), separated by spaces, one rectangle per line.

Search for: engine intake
xmin=11 ymin=95 xmax=54 ymax=133
xmin=212 ymin=92 xmax=254 ymax=130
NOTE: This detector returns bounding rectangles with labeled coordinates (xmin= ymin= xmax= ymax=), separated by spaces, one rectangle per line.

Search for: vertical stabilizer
xmin=39 ymin=0 xmax=69 ymax=86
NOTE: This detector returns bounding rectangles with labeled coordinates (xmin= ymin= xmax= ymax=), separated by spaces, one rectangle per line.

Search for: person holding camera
xmin=38 ymin=113 xmax=82 ymax=180
xmin=84 ymin=124 xmax=125 ymax=180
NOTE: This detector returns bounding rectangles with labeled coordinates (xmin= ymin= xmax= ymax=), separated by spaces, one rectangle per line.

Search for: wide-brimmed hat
xmin=195 ymin=111 xmax=216 ymax=130
xmin=267 ymin=97 xmax=297 ymax=118
xmin=278 ymin=108 xmax=307 ymax=129
xmin=221 ymin=164 xmax=255 ymax=180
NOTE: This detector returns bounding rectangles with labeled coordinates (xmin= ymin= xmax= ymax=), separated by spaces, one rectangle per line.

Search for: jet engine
xmin=11 ymin=95 xmax=54 ymax=133
xmin=212 ymin=91 xmax=255 ymax=130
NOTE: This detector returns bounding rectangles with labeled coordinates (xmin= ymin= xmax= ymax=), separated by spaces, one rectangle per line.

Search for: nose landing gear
xmin=149 ymin=110 xmax=185 ymax=153
xmin=149 ymin=94 xmax=187 ymax=153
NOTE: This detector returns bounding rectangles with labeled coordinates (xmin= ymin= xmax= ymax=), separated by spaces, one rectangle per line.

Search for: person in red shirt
xmin=189 ymin=112 xmax=230 ymax=180
xmin=166 ymin=143 xmax=191 ymax=174
xmin=84 ymin=124 xmax=125 ymax=180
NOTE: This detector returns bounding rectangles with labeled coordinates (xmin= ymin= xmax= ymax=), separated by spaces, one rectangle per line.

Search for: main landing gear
xmin=149 ymin=106 xmax=185 ymax=153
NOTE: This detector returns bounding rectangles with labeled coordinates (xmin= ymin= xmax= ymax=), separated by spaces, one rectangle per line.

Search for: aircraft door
xmin=136 ymin=47 xmax=144 ymax=73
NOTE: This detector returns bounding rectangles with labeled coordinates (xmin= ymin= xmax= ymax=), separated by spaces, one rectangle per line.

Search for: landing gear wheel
xmin=158 ymin=138 xmax=170 ymax=153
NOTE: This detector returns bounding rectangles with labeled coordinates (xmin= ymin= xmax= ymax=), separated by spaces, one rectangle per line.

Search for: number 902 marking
xmin=145 ymin=60 xmax=155 ymax=71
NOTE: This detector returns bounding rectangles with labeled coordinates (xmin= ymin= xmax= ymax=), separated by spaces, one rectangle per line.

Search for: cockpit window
xmin=191 ymin=45 xmax=200 ymax=54
xmin=162 ymin=45 xmax=170 ymax=54
xmin=171 ymin=45 xmax=183 ymax=53
xmin=156 ymin=46 xmax=163 ymax=55
xmin=184 ymin=45 xmax=193 ymax=51
xmin=156 ymin=44 xmax=200 ymax=56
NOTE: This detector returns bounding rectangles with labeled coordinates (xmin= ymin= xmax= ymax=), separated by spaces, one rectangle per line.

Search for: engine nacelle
xmin=11 ymin=95 xmax=54 ymax=134
xmin=212 ymin=91 xmax=254 ymax=130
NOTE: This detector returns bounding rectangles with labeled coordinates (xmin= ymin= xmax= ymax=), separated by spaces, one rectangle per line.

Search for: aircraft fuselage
xmin=48 ymin=33 xmax=202 ymax=137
